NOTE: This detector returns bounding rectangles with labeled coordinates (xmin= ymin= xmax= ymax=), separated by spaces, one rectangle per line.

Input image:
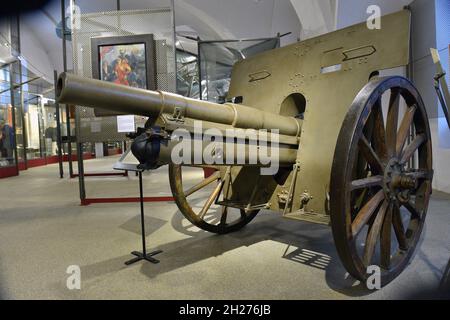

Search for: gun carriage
xmin=57 ymin=10 xmax=438 ymax=286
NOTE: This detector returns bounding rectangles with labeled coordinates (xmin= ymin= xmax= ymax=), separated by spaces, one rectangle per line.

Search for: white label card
xmin=117 ymin=115 xmax=135 ymax=133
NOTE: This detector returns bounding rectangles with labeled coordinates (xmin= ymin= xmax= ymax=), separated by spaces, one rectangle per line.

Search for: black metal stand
xmin=434 ymin=72 xmax=450 ymax=130
xmin=440 ymin=257 xmax=450 ymax=293
xmin=125 ymin=171 xmax=162 ymax=265
xmin=54 ymin=70 xmax=64 ymax=179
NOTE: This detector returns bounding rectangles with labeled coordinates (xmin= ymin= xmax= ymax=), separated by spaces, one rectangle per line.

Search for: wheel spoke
xmin=199 ymin=180 xmax=224 ymax=219
xmin=363 ymin=200 xmax=389 ymax=266
xmin=351 ymin=175 xmax=383 ymax=191
xmin=372 ymin=100 xmax=388 ymax=162
xmin=220 ymin=206 xmax=228 ymax=226
xmin=403 ymin=200 xmax=421 ymax=220
xmin=170 ymin=163 xmax=260 ymax=234
xmin=392 ymin=204 xmax=408 ymax=250
xmin=363 ymin=107 xmax=376 ymax=143
xmin=380 ymin=203 xmax=393 ymax=269
xmin=352 ymin=190 xmax=385 ymax=237
xmin=404 ymin=169 xmax=433 ymax=181
xmin=184 ymin=171 xmax=221 ymax=197
xmin=396 ymin=105 xmax=417 ymax=155
xmin=400 ymin=133 xmax=426 ymax=165
xmin=354 ymin=188 xmax=370 ymax=212
xmin=386 ymin=88 xmax=401 ymax=157
xmin=359 ymin=136 xmax=383 ymax=174
xmin=220 ymin=169 xmax=232 ymax=225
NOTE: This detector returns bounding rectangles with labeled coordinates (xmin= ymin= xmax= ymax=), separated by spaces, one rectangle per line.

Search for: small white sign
xmin=117 ymin=115 xmax=135 ymax=133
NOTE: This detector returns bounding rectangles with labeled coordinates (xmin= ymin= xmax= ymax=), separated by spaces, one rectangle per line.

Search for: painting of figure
xmin=99 ymin=43 xmax=147 ymax=89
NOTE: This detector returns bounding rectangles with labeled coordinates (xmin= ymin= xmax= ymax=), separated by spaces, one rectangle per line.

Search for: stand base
xmin=125 ymin=250 xmax=163 ymax=265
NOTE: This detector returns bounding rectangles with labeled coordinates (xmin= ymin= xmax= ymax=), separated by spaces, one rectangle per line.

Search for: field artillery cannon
xmin=57 ymin=10 xmax=438 ymax=286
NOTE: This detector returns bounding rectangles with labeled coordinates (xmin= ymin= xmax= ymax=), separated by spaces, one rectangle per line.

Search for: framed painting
xmin=91 ymin=34 xmax=156 ymax=90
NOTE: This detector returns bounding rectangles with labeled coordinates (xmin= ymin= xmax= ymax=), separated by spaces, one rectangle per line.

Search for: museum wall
xmin=409 ymin=0 xmax=450 ymax=193
xmin=429 ymin=0 xmax=450 ymax=193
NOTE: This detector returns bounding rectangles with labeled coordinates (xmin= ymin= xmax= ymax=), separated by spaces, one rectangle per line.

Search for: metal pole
xmin=435 ymin=84 xmax=450 ymax=129
xmin=37 ymin=96 xmax=44 ymax=159
xmin=0 ymin=77 xmax=41 ymax=95
xmin=77 ymin=141 xmax=86 ymax=201
xmin=406 ymin=7 xmax=416 ymax=170
xmin=68 ymin=0 xmax=85 ymax=202
xmin=197 ymin=37 xmax=202 ymax=100
xmin=61 ymin=0 xmax=73 ymax=176
xmin=139 ymin=171 xmax=147 ymax=255
xmin=171 ymin=0 xmax=177 ymax=93
xmin=63 ymin=0 xmax=83 ymax=199
xmin=18 ymin=75 xmax=28 ymax=169
xmin=440 ymin=257 xmax=450 ymax=293
xmin=9 ymin=63 xmax=19 ymax=172
xmin=116 ymin=0 xmax=122 ymax=32
xmin=16 ymin=14 xmax=28 ymax=169
xmin=54 ymin=70 xmax=64 ymax=178
xmin=75 ymin=91 xmax=85 ymax=201
xmin=124 ymin=170 xmax=162 ymax=265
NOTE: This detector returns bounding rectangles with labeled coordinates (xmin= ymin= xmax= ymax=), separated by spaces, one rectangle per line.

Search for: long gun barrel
xmin=56 ymin=73 xmax=300 ymax=169
xmin=56 ymin=73 xmax=301 ymax=137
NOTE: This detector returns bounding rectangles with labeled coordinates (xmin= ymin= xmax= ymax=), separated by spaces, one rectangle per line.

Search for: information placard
xmin=117 ymin=115 xmax=135 ymax=133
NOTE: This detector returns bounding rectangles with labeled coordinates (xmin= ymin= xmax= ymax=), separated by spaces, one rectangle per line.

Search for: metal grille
xmin=71 ymin=8 xmax=175 ymax=143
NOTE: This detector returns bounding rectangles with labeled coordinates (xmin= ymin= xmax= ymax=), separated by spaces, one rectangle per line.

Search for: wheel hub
xmin=383 ymin=158 xmax=417 ymax=203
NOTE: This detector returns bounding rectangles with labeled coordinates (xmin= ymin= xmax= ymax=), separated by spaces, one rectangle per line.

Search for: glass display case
xmin=0 ymin=62 xmax=61 ymax=177
xmin=22 ymin=95 xmax=62 ymax=161
xmin=176 ymin=49 xmax=200 ymax=98
xmin=0 ymin=12 xmax=62 ymax=178
xmin=0 ymin=104 xmax=16 ymax=167
xmin=198 ymin=37 xmax=280 ymax=103
xmin=0 ymin=65 xmax=18 ymax=177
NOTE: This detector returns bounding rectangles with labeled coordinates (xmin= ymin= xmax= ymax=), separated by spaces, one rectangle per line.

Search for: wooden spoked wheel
xmin=169 ymin=164 xmax=259 ymax=234
xmin=330 ymin=76 xmax=433 ymax=286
